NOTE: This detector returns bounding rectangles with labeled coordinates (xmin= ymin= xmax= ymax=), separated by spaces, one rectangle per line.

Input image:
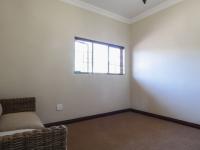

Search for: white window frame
xmin=74 ymin=37 xmax=125 ymax=75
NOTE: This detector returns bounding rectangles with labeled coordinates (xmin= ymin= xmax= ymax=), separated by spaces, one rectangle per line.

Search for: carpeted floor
xmin=67 ymin=112 xmax=200 ymax=150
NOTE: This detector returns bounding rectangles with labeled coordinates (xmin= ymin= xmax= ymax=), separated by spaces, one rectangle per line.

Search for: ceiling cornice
xmin=131 ymin=0 xmax=184 ymax=23
xmin=61 ymin=0 xmax=131 ymax=24
xmin=61 ymin=0 xmax=184 ymax=24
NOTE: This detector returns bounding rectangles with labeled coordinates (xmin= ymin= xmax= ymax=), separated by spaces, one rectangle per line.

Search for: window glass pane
xmin=75 ymin=40 xmax=92 ymax=73
xmin=109 ymin=47 xmax=121 ymax=74
xmin=93 ymin=43 xmax=108 ymax=73
xmin=75 ymin=37 xmax=124 ymax=75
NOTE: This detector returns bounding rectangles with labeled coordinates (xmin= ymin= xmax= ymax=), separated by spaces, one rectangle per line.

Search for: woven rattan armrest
xmin=0 ymin=125 xmax=67 ymax=150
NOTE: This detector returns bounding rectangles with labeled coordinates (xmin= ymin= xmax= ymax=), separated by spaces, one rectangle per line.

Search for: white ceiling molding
xmin=61 ymin=0 xmax=184 ymax=24
xmin=61 ymin=0 xmax=131 ymax=24
xmin=131 ymin=0 xmax=184 ymax=23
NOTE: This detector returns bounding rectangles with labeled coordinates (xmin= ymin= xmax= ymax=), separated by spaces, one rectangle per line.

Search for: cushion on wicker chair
xmin=0 ymin=112 xmax=44 ymax=132
xmin=0 ymin=129 xmax=35 ymax=137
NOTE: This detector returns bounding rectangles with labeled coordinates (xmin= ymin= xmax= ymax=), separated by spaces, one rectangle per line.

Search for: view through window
xmin=75 ymin=37 xmax=125 ymax=75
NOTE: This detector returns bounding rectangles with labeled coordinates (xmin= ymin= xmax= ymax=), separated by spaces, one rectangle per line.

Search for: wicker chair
xmin=0 ymin=97 xmax=67 ymax=150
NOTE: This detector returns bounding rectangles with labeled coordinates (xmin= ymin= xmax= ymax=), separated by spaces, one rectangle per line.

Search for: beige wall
xmin=131 ymin=0 xmax=200 ymax=124
xmin=0 ymin=0 xmax=131 ymax=123
xmin=1 ymin=0 xmax=199 ymax=125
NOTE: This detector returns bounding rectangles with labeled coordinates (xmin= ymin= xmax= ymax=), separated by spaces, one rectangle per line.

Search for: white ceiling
xmin=61 ymin=0 xmax=184 ymax=24
xmin=80 ymin=0 xmax=166 ymax=19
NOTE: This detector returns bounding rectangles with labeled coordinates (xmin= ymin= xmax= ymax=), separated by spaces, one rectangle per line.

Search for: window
xmin=75 ymin=37 xmax=125 ymax=75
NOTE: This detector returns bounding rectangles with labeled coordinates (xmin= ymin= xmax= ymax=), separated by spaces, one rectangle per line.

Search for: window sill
xmin=74 ymin=71 xmax=125 ymax=76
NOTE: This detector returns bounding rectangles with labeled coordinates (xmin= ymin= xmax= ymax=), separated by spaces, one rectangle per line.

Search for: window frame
xmin=74 ymin=37 xmax=125 ymax=75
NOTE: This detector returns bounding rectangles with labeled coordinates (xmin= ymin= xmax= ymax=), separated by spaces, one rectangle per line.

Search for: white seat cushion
xmin=0 ymin=129 xmax=34 ymax=137
xmin=0 ymin=112 xmax=44 ymax=132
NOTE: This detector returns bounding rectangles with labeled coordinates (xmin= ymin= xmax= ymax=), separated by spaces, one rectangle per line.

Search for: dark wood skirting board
xmin=45 ymin=109 xmax=131 ymax=127
xmin=45 ymin=108 xmax=200 ymax=129
xmin=131 ymin=109 xmax=200 ymax=129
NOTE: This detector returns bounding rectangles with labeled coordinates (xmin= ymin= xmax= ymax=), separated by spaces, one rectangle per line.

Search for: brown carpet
xmin=67 ymin=112 xmax=200 ymax=150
